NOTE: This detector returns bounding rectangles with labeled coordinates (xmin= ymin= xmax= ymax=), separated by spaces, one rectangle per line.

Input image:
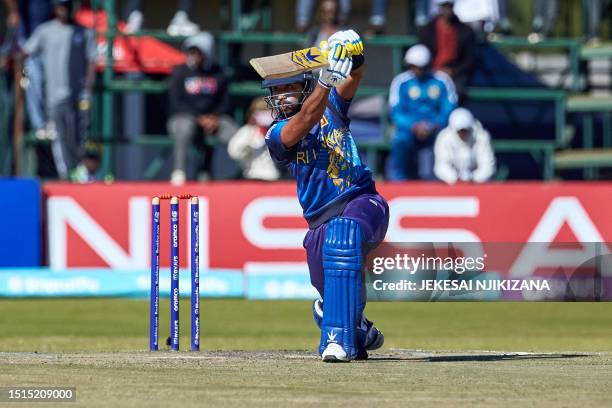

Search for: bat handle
xmin=319 ymin=40 xmax=355 ymax=58
xmin=320 ymin=41 xmax=330 ymax=58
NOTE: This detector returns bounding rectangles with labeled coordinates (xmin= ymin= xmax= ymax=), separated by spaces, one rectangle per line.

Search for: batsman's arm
xmin=336 ymin=61 xmax=365 ymax=101
xmin=280 ymin=84 xmax=330 ymax=148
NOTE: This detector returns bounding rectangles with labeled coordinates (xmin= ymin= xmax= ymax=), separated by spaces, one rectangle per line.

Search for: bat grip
xmin=319 ymin=41 xmax=355 ymax=58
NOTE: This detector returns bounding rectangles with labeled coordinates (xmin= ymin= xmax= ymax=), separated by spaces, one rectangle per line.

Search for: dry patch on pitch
xmin=0 ymin=349 xmax=605 ymax=365
xmin=1 ymin=351 xmax=611 ymax=407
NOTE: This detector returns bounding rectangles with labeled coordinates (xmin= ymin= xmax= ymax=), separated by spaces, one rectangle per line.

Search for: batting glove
xmin=326 ymin=30 xmax=365 ymax=71
xmin=318 ymin=43 xmax=353 ymax=89
xmin=327 ymin=29 xmax=364 ymax=55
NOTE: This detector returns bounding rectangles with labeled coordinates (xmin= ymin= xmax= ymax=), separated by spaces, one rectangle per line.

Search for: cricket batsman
xmin=262 ymin=30 xmax=389 ymax=362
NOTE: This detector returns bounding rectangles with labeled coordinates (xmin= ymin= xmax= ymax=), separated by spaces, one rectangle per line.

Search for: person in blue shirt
xmin=263 ymin=30 xmax=389 ymax=362
xmin=388 ymin=44 xmax=457 ymax=180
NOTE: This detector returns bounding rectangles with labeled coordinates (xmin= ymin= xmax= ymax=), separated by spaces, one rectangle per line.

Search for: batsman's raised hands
xmin=318 ymin=43 xmax=352 ymax=89
xmin=327 ymin=30 xmax=364 ymax=56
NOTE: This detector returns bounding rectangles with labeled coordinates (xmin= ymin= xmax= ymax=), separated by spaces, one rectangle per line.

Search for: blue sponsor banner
xmin=0 ymin=268 xmax=243 ymax=298
xmin=0 ymin=179 xmax=41 ymax=266
xmin=246 ymin=272 xmax=318 ymax=300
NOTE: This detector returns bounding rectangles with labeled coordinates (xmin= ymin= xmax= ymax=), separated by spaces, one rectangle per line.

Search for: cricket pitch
xmin=0 ymin=299 xmax=611 ymax=407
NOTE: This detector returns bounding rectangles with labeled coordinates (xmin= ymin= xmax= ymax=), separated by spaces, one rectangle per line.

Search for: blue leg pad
xmin=319 ymin=217 xmax=363 ymax=360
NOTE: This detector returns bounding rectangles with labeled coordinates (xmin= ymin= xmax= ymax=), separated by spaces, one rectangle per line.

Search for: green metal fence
xmin=10 ymin=0 xmax=612 ymax=180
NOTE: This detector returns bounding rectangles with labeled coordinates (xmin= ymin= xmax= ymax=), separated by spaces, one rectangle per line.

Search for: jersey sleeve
xmin=328 ymin=88 xmax=351 ymax=119
xmin=265 ymin=120 xmax=295 ymax=166
xmin=85 ymin=29 xmax=98 ymax=62
xmin=23 ymin=25 xmax=44 ymax=56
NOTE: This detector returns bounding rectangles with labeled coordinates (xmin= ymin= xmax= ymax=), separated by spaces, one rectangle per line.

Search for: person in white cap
xmin=388 ymin=44 xmax=457 ymax=180
xmin=434 ymin=107 xmax=495 ymax=184
xmin=167 ymin=32 xmax=237 ymax=185
xmin=124 ymin=0 xmax=200 ymax=36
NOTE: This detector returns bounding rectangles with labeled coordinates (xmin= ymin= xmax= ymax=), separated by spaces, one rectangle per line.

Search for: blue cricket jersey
xmin=388 ymin=70 xmax=457 ymax=138
xmin=265 ymin=88 xmax=375 ymax=228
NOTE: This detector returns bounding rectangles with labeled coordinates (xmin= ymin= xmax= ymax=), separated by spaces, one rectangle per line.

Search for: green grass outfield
xmin=1 ymin=299 xmax=611 ymax=352
xmin=0 ymin=299 xmax=611 ymax=407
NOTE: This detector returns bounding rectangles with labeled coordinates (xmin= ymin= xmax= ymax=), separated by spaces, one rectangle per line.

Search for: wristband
xmin=351 ymin=54 xmax=365 ymax=71
xmin=317 ymin=79 xmax=332 ymax=89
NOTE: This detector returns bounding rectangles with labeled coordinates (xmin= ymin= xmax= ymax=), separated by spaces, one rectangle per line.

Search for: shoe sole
xmin=322 ymin=355 xmax=350 ymax=363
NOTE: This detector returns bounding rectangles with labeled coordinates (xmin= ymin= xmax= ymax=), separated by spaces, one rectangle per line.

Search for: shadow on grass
xmin=366 ymin=353 xmax=590 ymax=363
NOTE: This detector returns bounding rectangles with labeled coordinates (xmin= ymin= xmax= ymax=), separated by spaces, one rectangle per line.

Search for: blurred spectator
xmin=494 ymin=0 xmax=512 ymax=35
xmin=452 ymin=0 xmax=499 ymax=38
xmin=414 ymin=0 xmax=432 ymax=28
xmin=304 ymin=0 xmax=344 ymax=47
xmin=366 ymin=0 xmax=387 ymax=35
xmin=306 ymin=0 xmax=433 ymax=37
xmin=366 ymin=0 xmax=431 ymax=36
xmin=124 ymin=0 xmax=199 ymax=36
xmin=1 ymin=1 xmax=18 ymax=68
xmin=434 ymin=107 xmax=495 ymax=184
xmin=419 ymin=0 xmax=476 ymax=99
xmin=3 ymin=0 xmax=53 ymax=139
xmin=388 ymin=44 xmax=457 ymax=181
xmin=70 ymin=139 xmax=107 ymax=183
xmin=168 ymin=32 xmax=237 ymax=185
xmin=496 ymin=0 xmax=558 ymax=42
xmin=527 ymin=0 xmax=558 ymax=43
xmin=296 ymin=0 xmax=350 ymax=33
xmin=22 ymin=0 xmax=97 ymax=179
xmin=237 ymin=0 xmax=273 ymax=31
xmin=586 ymin=0 xmax=604 ymax=44
xmin=2 ymin=0 xmax=19 ymax=29
xmin=227 ymin=98 xmax=280 ymax=181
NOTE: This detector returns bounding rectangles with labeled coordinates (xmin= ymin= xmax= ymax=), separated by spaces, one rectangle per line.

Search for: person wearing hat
xmin=227 ymin=97 xmax=280 ymax=181
xmin=69 ymin=139 xmax=112 ymax=183
xmin=418 ymin=0 xmax=476 ymax=99
xmin=433 ymin=107 xmax=495 ymax=184
xmin=388 ymin=44 xmax=457 ymax=180
xmin=167 ymin=32 xmax=237 ymax=185
xmin=22 ymin=0 xmax=97 ymax=179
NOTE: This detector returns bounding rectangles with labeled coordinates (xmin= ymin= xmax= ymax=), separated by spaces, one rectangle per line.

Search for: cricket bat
xmin=249 ymin=42 xmax=354 ymax=79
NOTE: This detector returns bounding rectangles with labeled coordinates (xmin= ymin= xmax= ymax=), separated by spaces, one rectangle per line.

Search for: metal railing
xmin=5 ymin=0 xmax=607 ymax=180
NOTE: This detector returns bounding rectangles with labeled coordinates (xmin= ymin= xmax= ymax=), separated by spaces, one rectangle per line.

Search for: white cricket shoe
xmin=167 ymin=11 xmax=200 ymax=37
xmin=321 ymin=343 xmax=349 ymax=363
xmin=313 ymin=299 xmax=384 ymax=352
